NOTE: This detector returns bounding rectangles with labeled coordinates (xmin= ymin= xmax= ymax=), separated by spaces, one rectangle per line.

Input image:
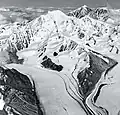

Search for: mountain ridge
xmin=0 ymin=5 xmax=120 ymax=64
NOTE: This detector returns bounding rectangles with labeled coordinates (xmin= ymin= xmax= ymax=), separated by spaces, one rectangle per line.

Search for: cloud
xmin=0 ymin=0 xmax=119 ymax=8
xmin=112 ymin=1 xmax=120 ymax=8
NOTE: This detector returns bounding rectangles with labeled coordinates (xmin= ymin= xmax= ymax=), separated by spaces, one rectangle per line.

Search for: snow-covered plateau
xmin=0 ymin=5 xmax=120 ymax=115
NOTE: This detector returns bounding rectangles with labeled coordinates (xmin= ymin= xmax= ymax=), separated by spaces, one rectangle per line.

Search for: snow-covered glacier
xmin=0 ymin=5 xmax=120 ymax=115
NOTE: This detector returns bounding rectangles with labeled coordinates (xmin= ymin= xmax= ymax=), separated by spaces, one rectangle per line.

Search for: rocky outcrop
xmin=89 ymin=7 xmax=109 ymax=21
xmin=67 ymin=6 xmax=109 ymax=22
xmin=67 ymin=5 xmax=93 ymax=19
xmin=77 ymin=50 xmax=118 ymax=98
xmin=41 ymin=56 xmax=63 ymax=72
xmin=0 ymin=66 xmax=44 ymax=115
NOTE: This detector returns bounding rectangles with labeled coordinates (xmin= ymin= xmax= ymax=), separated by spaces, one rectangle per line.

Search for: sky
xmin=0 ymin=0 xmax=120 ymax=8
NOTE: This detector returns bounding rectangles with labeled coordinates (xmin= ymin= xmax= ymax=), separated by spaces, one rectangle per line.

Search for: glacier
xmin=0 ymin=5 xmax=120 ymax=115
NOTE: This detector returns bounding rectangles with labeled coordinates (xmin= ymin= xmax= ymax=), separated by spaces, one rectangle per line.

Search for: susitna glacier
xmin=0 ymin=5 xmax=120 ymax=115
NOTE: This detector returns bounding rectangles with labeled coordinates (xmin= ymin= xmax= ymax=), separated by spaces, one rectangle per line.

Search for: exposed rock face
xmin=89 ymin=7 xmax=109 ymax=21
xmin=0 ymin=67 xmax=44 ymax=115
xmin=67 ymin=6 xmax=110 ymax=22
xmin=77 ymin=51 xmax=118 ymax=98
xmin=0 ymin=49 xmax=24 ymax=65
xmin=67 ymin=5 xmax=93 ymax=19
xmin=41 ymin=56 xmax=63 ymax=72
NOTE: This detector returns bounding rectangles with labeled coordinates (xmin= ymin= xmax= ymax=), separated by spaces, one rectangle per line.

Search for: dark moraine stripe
xmin=93 ymin=83 xmax=107 ymax=103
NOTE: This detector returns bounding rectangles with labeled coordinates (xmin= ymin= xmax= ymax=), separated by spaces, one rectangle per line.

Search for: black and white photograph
xmin=0 ymin=0 xmax=120 ymax=115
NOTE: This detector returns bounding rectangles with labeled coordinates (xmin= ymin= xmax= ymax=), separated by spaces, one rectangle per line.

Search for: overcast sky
xmin=0 ymin=0 xmax=120 ymax=8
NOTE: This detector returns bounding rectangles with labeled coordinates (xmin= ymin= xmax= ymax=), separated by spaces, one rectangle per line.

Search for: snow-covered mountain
xmin=0 ymin=6 xmax=120 ymax=65
xmin=0 ymin=5 xmax=120 ymax=115
xmin=67 ymin=5 xmax=93 ymax=18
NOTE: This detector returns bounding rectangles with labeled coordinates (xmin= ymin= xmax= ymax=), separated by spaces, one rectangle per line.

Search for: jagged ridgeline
xmin=0 ymin=66 xmax=44 ymax=115
xmin=0 ymin=5 xmax=120 ymax=62
xmin=0 ymin=5 xmax=120 ymax=65
xmin=67 ymin=5 xmax=109 ymax=21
